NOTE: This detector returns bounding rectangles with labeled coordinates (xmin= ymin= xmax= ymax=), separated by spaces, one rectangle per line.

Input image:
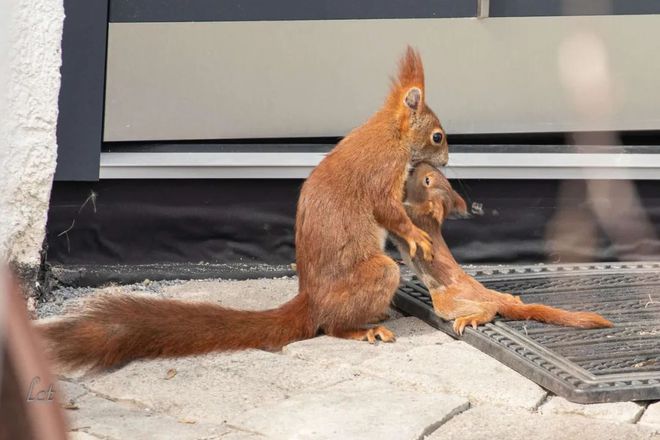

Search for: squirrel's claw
xmin=407 ymin=227 xmax=433 ymax=261
xmin=453 ymin=318 xmax=477 ymax=336
xmin=453 ymin=319 xmax=466 ymax=336
xmin=407 ymin=240 xmax=418 ymax=260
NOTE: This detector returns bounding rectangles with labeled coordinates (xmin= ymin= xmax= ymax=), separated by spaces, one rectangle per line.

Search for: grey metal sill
xmin=99 ymin=152 xmax=660 ymax=179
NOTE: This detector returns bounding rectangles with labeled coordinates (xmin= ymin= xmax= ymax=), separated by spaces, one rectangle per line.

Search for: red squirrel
xmin=39 ymin=47 xmax=450 ymax=371
xmin=393 ymin=163 xmax=613 ymax=334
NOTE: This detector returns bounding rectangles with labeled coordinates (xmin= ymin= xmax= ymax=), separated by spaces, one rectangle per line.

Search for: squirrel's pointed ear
xmin=404 ymin=87 xmax=422 ymax=111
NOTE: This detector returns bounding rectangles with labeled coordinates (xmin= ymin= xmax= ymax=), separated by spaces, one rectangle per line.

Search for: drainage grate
xmin=393 ymin=262 xmax=660 ymax=403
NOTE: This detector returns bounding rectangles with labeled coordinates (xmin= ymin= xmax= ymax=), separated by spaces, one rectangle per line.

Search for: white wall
xmin=0 ymin=0 xmax=64 ymax=278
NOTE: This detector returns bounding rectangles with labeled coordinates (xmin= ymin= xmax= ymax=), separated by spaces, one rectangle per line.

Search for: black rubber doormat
xmin=393 ymin=262 xmax=660 ymax=403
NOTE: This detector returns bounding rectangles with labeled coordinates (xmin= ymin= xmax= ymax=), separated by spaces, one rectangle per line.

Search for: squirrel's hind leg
xmin=367 ymin=312 xmax=391 ymax=324
xmin=431 ymin=288 xmax=499 ymax=335
xmin=452 ymin=306 xmax=498 ymax=335
xmin=321 ymin=254 xmax=400 ymax=343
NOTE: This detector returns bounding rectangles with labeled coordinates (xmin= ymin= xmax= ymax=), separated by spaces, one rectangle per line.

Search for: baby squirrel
xmin=392 ymin=163 xmax=613 ymax=334
xmin=39 ymin=47 xmax=449 ymax=371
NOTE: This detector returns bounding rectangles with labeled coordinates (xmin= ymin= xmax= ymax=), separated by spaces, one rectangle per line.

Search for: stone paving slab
xmin=427 ymin=405 xmax=660 ymax=440
xmin=159 ymin=278 xmax=299 ymax=309
xmin=212 ymin=349 xmax=356 ymax=393
xmin=230 ymin=377 xmax=470 ymax=440
xmin=640 ymin=402 xmax=660 ymax=429
xmin=57 ymin=379 xmax=89 ymax=403
xmin=37 ymin=278 xmax=660 ymax=439
xmin=64 ymin=385 xmax=226 ymax=440
xmin=539 ymin=396 xmax=645 ymax=424
xmin=215 ymin=431 xmax=265 ymax=440
xmin=80 ymin=349 xmax=354 ymax=425
xmin=68 ymin=432 xmax=102 ymax=440
xmin=283 ymin=317 xmax=454 ymax=366
xmin=79 ymin=356 xmax=284 ymax=424
xmin=360 ymin=341 xmax=547 ymax=409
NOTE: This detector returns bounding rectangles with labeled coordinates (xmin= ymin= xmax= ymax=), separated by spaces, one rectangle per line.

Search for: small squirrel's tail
xmin=497 ymin=302 xmax=613 ymax=329
xmin=37 ymin=294 xmax=314 ymax=371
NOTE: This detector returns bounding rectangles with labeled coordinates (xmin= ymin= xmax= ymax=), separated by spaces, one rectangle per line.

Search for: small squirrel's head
xmin=387 ymin=47 xmax=448 ymax=168
xmin=406 ymin=163 xmax=468 ymax=221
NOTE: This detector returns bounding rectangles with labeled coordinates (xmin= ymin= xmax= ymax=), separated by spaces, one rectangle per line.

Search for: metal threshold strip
xmin=393 ymin=262 xmax=660 ymax=403
xmin=99 ymin=151 xmax=660 ymax=179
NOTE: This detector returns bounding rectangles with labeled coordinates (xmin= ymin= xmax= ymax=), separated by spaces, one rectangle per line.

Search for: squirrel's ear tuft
xmin=385 ymin=46 xmax=426 ymax=116
xmin=404 ymin=87 xmax=422 ymax=111
xmin=396 ymin=46 xmax=425 ymax=91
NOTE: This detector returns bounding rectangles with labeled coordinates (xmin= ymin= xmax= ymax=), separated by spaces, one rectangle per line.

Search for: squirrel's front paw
xmin=428 ymin=202 xmax=446 ymax=224
xmin=405 ymin=227 xmax=433 ymax=261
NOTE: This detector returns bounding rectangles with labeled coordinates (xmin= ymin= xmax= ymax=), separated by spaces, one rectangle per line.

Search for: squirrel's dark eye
xmin=432 ymin=132 xmax=443 ymax=144
xmin=424 ymin=176 xmax=431 ymax=186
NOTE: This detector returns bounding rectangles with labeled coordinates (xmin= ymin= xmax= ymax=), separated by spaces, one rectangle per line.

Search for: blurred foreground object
xmin=0 ymin=269 xmax=67 ymax=440
xmin=547 ymin=29 xmax=659 ymax=262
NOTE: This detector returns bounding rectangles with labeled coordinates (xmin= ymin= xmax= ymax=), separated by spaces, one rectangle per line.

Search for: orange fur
xmin=393 ymin=164 xmax=613 ymax=335
xmin=40 ymin=295 xmax=311 ymax=371
xmin=38 ymin=47 xmax=450 ymax=371
xmin=497 ymin=302 xmax=612 ymax=329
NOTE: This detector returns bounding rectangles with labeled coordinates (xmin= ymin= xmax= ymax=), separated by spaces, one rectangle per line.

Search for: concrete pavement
xmin=37 ymin=277 xmax=660 ymax=440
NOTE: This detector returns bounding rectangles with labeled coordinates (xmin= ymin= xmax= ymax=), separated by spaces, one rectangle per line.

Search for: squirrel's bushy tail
xmin=38 ymin=294 xmax=313 ymax=371
xmin=497 ymin=302 xmax=612 ymax=329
